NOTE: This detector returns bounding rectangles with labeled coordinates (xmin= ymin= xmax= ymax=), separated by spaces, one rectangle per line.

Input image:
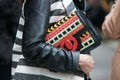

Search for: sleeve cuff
xmin=72 ymin=51 xmax=81 ymax=71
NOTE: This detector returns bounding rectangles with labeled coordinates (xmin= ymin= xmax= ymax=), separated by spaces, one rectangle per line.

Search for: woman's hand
xmin=79 ymin=54 xmax=95 ymax=75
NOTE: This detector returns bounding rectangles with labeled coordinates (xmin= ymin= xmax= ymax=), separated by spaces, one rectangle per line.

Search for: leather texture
xmin=22 ymin=0 xmax=83 ymax=76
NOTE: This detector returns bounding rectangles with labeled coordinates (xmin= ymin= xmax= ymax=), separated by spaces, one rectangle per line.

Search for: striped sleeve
xmin=12 ymin=13 xmax=25 ymax=79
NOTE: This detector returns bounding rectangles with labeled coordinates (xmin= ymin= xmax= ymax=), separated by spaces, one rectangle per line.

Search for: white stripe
xmin=49 ymin=16 xmax=65 ymax=23
xmin=19 ymin=17 xmax=25 ymax=25
xmin=62 ymin=0 xmax=72 ymax=8
xmin=12 ymin=68 xmax=16 ymax=75
xmin=62 ymin=0 xmax=76 ymax=14
xmin=13 ymin=43 xmax=22 ymax=52
xmin=20 ymin=55 xmax=24 ymax=59
xmin=51 ymin=2 xmax=64 ymax=11
xmin=15 ymin=65 xmax=84 ymax=80
xmin=12 ymin=54 xmax=22 ymax=62
xmin=16 ymin=30 xmax=23 ymax=39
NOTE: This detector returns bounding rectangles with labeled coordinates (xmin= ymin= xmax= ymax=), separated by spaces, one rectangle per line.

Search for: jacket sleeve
xmin=102 ymin=0 xmax=120 ymax=39
xmin=22 ymin=0 xmax=82 ymax=75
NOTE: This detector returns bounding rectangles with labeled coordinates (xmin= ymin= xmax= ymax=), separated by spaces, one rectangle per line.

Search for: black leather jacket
xmin=22 ymin=0 xmax=83 ymax=76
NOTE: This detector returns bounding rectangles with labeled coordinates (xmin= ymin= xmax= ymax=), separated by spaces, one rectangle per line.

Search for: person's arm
xmin=22 ymin=0 xmax=81 ymax=74
xmin=102 ymin=0 xmax=120 ymax=39
xmin=22 ymin=0 xmax=94 ymax=75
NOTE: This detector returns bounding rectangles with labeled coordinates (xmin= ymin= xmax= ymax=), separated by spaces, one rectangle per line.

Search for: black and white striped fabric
xmin=12 ymin=0 xmax=84 ymax=80
xmin=12 ymin=0 xmax=25 ymax=79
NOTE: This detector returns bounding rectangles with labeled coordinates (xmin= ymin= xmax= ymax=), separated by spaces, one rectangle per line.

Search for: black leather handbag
xmin=75 ymin=0 xmax=101 ymax=53
xmin=45 ymin=0 xmax=101 ymax=53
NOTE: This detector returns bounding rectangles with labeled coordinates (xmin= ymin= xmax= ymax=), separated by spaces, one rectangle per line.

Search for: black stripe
xmin=15 ymin=73 xmax=61 ymax=80
xmin=11 ymin=75 xmax=15 ymax=80
xmin=51 ymin=0 xmax=62 ymax=4
xmin=14 ymin=38 xmax=22 ymax=45
xmin=17 ymin=59 xmax=40 ymax=67
xmin=17 ymin=24 xmax=24 ymax=32
xmin=50 ymin=9 xmax=66 ymax=16
xmin=12 ymin=61 xmax=19 ymax=68
xmin=12 ymin=50 xmax=22 ymax=55
xmin=19 ymin=12 xmax=25 ymax=18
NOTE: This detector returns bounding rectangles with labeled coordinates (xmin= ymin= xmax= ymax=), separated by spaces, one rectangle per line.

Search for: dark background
xmin=0 ymin=0 xmax=20 ymax=80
